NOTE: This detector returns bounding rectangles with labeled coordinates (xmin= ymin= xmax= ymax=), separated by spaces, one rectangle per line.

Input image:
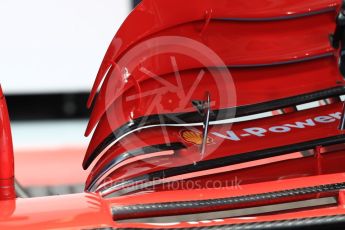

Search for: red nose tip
xmin=0 ymin=85 xmax=15 ymax=200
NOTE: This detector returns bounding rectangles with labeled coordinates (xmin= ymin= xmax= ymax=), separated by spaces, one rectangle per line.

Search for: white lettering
xmin=207 ymin=111 xmax=342 ymax=142
xmin=243 ymin=127 xmax=267 ymax=137
xmin=269 ymin=126 xmax=291 ymax=133
xmin=314 ymin=116 xmax=336 ymax=123
xmin=211 ymin=131 xmax=240 ymax=141
xmin=329 ymin=112 xmax=342 ymax=120
xmin=284 ymin=119 xmax=315 ymax=129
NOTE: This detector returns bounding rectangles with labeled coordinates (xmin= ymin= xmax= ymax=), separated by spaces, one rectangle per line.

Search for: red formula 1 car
xmin=3 ymin=0 xmax=345 ymax=229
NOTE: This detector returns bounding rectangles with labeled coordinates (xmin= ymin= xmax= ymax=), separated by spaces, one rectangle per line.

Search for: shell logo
xmin=180 ymin=130 xmax=214 ymax=145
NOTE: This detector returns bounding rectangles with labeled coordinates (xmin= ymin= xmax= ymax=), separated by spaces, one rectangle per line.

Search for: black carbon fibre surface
xmin=86 ymin=86 xmax=345 ymax=169
xmin=101 ymin=135 xmax=345 ymax=196
xmin=114 ymin=215 xmax=345 ymax=229
xmin=112 ymin=182 xmax=345 ymax=220
xmin=86 ymin=142 xmax=186 ymax=191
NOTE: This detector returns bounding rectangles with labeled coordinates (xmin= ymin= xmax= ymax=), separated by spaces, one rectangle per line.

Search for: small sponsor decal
xmin=180 ymin=130 xmax=214 ymax=145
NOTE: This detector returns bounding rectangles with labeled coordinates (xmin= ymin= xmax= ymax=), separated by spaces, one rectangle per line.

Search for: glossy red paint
xmin=2 ymin=174 xmax=345 ymax=229
xmin=84 ymin=56 xmax=344 ymax=168
xmin=86 ymin=11 xmax=338 ymax=137
xmin=109 ymin=173 xmax=345 ymax=229
xmin=87 ymin=0 xmax=341 ymax=107
xmin=3 ymin=0 xmax=345 ymax=229
xmin=86 ymin=102 xmax=345 ymax=192
xmin=0 ymin=193 xmax=113 ymax=230
xmin=109 ymin=172 xmax=344 ymax=204
xmin=84 ymin=0 xmax=345 ymax=171
xmin=0 ymin=85 xmax=15 ymax=200
xmin=108 ymin=172 xmax=345 ymax=209
xmin=149 ymin=146 xmax=345 ymax=193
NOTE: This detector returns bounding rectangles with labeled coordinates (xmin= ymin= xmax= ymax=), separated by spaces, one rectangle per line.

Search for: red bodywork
xmin=2 ymin=174 xmax=345 ymax=229
xmin=86 ymin=102 xmax=345 ymax=193
xmin=83 ymin=0 xmax=345 ymax=170
xmin=0 ymin=86 xmax=15 ymax=200
xmin=3 ymin=0 xmax=345 ymax=229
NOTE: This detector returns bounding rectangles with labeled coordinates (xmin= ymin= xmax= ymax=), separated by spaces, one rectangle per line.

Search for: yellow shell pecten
xmin=181 ymin=130 xmax=213 ymax=145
